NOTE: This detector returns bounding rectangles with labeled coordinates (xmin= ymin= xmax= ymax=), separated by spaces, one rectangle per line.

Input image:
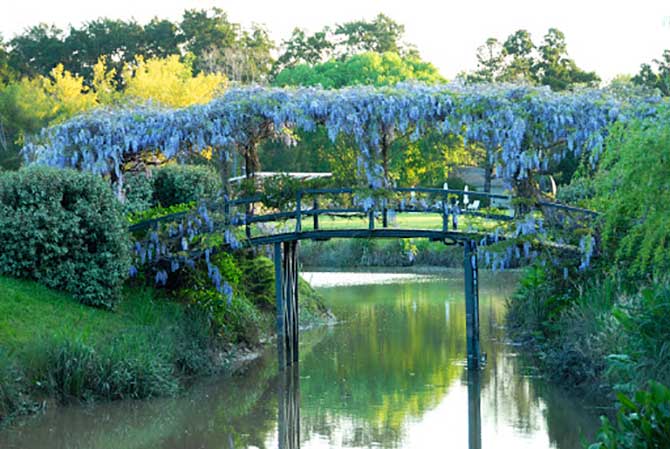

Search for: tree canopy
xmin=273 ymin=52 xmax=444 ymax=89
xmin=467 ymin=28 xmax=600 ymax=90
xmin=633 ymin=50 xmax=670 ymax=96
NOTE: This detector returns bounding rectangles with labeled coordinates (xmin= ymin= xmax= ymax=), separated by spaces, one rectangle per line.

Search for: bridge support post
xmin=275 ymin=241 xmax=300 ymax=370
xmin=464 ymin=240 xmax=481 ymax=370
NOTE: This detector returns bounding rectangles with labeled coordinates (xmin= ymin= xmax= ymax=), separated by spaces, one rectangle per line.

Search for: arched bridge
xmin=129 ymin=186 xmax=596 ymax=372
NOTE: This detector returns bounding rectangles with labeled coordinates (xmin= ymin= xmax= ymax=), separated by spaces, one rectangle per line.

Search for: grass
xmin=0 ymin=277 xmax=216 ymax=423
xmin=0 ymin=277 xmax=183 ymax=351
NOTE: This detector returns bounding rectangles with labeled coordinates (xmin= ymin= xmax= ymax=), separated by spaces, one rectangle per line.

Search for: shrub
xmin=593 ymin=106 xmax=670 ymax=282
xmin=153 ymin=164 xmax=221 ymax=207
xmin=237 ymin=254 xmax=276 ymax=309
xmin=0 ymin=167 xmax=130 ymax=308
xmin=588 ymin=381 xmax=670 ymax=449
xmin=122 ymin=171 xmax=155 ymax=214
xmin=609 ymin=282 xmax=670 ymax=388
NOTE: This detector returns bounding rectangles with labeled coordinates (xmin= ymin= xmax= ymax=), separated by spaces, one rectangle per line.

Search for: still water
xmin=1 ymin=271 xmax=601 ymax=449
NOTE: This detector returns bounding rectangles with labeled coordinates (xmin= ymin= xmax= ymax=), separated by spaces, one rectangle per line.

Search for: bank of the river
xmin=0 ymin=271 xmax=605 ymax=449
xmin=0 ymin=275 xmax=330 ymax=426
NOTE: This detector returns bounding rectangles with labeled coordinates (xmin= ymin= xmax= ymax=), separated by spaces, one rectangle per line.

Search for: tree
xmin=180 ymin=9 xmax=274 ymax=83
xmin=334 ymin=13 xmax=408 ymax=56
xmin=468 ymin=28 xmax=600 ymax=90
xmin=8 ymin=24 xmax=67 ymax=78
xmin=0 ymin=35 xmax=16 ymax=84
xmin=198 ymin=24 xmax=274 ymax=83
xmin=63 ymin=18 xmax=145 ymax=82
xmin=122 ymin=55 xmax=227 ymax=107
xmin=534 ymin=28 xmax=599 ymax=90
xmin=632 ymin=50 xmax=670 ymax=96
xmin=142 ymin=18 xmax=184 ymax=59
xmin=272 ymin=28 xmax=335 ymax=75
xmin=273 ymin=14 xmax=416 ymax=76
xmin=500 ymin=29 xmax=536 ymax=83
xmin=273 ymin=52 xmax=444 ymax=89
xmin=467 ymin=38 xmax=505 ymax=83
xmin=0 ymin=64 xmax=97 ymax=168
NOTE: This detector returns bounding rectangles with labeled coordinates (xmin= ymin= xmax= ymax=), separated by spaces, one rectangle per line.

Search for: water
xmin=1 ymin=271 xmax=601 ymax=449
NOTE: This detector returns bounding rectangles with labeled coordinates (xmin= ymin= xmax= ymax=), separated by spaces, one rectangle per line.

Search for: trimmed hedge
xmin=0 ymin=167 xmax=130 ymax=308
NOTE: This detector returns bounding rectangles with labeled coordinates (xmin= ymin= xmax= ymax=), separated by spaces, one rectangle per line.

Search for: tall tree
xmin=535 ymin=28 xmax=599 ymax=90
xmin=180 ymin=9 xmax=274 ymax=83
xmin=273 ymin=51 xmax=444 ymax=88
xmin=467 ymin=38 xmax=505 ymax=83
xmin=63 ymin=19 xmax=145 ymax=82
xmin=632 ymin=50 xmax=670 ymax=96
xmin=142 ymin=18 xmax=184 ymax=59
xmin=8 ymin=24 xmax=67 ymax=78
xmin=334 ymin=13 xmax=407 ymax=56
xmin=273 ymin=14 xmax=415 ymax=76
xmin=272 ymin=28 xmax=334 ymax=75
xmin=0 ymin=35 xmax=16 ymax=84
xmin=468 ymin=28 xmax=599 ymax=90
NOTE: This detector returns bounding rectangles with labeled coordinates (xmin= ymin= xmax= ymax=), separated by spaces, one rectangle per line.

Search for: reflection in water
xmin=279 ymin=365 xmax=301 ymax=449
xmin=468 ymin=368 xmax=482 ymax=449
xmin=0 ymin=272 xmax=602 ymax=449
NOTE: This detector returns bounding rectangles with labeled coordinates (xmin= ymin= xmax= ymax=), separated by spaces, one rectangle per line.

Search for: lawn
xmin=0 ymin=277 xmax=184 ymax=352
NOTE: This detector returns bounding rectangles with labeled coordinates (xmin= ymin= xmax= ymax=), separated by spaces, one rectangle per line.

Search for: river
xmin=0 ymin=270 xmax=602 ymax=449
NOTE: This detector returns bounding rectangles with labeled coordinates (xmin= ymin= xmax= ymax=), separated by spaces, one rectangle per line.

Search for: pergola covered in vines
xmin=23 ymin=82 xmax=641 ymax=200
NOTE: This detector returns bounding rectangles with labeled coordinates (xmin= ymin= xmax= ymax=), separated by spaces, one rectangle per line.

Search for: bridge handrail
xmin=128 ymin=186 xmax=598 ymax=235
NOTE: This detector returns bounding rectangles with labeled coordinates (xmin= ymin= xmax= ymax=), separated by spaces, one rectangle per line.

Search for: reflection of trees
xmin=476 ymin=279 xmax=601 ymax=449
xmin=299 ymin=280 xmax=472 ymax=447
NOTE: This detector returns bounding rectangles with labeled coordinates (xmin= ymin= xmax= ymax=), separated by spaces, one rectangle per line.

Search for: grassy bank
xmin=0 ymin=273 xmax=329 ymax=425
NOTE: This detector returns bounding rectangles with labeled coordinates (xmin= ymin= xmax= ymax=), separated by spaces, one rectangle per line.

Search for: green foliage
xmin=0 ymin=277 xmax=225 ymax=422
xmin=0 ymin=167 xmax=129 ymax=308
xmin=632 ymin=50 xmax=670 ymax=97
xmin=589 ymin=382 xmax=670 ymax=449
xmin=25 ymin=336 xmax=179 ymax=403
xmin=258 ymin=174 xmax=305 ymax=209
xmin=127 ymin=201 xmax=195 ymax=225
xmin=557 ymin=176 xmax=596 ymax=207
xmin=273 ymin=52 xmax=444 ymax=89
xmin=467 ymin=28 xmax=600 ymax=90
xmin=237 ymin=255 xmax=276 ymax=309
xmin=592 ymin=106 xmax=670 ymax=282
xmin=152 ymin=163 xmax=221 ymax=207
xmin=122 ymin=171 xmax=155 ymax=214
xmin=609 ymin=283 xmax=670 ymax=388
xmin=272 ymin=13 xmax=416 ymax=75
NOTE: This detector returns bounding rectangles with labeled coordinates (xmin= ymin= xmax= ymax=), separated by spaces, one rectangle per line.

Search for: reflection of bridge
xmin=276 ymin=364 xmax=483 ymax=449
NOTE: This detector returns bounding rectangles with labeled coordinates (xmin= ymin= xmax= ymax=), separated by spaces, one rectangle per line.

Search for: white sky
xmin=1 ymin=0 xmax=669 ymax=81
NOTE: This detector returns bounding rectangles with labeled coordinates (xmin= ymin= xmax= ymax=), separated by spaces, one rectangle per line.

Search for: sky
xmin=1 ymin=0 xmax=669 ymax=81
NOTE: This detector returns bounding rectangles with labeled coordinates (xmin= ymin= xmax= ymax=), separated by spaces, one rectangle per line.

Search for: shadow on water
xmin=0 ymin=271 xmax=602 ymax=449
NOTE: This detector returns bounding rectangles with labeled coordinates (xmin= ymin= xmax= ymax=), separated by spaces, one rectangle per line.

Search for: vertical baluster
xmin=295 ymin=191 xmax=302 ymax=233
xmin=313 ymin=198 xmax=319 ymax=230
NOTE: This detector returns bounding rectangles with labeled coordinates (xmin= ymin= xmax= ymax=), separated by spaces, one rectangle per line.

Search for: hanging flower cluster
xmin=24 ymin=82 xmax=651 ymax=194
